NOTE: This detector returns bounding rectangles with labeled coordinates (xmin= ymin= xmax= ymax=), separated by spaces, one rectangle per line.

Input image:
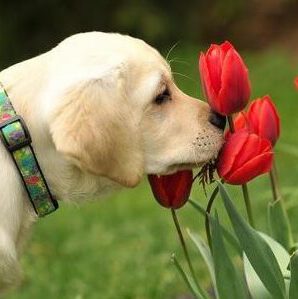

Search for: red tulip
xmin=217 ymin=130 xmax=273 ymax=185
xmin=295 ymin=77 xmax=298 ymax=90
xmin=148 ymin=170 xmax=193 ymax=209
xmin=226 ymin=96 xmax=280 ymax=146
xmin=199 ymin=41 xmax=251 ymax=116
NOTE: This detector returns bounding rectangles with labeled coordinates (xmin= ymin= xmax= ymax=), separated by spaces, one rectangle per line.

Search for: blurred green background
xmin=2 ymin=1 xmax=298 ymax=298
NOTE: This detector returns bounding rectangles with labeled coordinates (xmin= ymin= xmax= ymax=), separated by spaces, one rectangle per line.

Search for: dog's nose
xmin=209 ymin=111 xmax=226 ymax=130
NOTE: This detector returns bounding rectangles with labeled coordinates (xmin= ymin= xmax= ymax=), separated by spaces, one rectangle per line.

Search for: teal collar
xmin=0 ymin=83 xmax=58 ymax=217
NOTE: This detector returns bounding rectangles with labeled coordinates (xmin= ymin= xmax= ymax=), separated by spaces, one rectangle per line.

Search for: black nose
xmin=209 ymin=111 xmax=226 ymax=130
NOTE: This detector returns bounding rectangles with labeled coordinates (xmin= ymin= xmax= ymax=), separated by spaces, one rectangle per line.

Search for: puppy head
xmin=47 ymin=32 xmax=223 ymax=188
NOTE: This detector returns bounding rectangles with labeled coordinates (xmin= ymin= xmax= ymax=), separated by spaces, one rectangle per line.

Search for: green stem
xmin=268 ymin=159 xmax=294 ymax=251
xmin=242 ymin=183 xmax=255 ymax=228
xmin=204 ymin=186 xmax=219 ymax=251
xmin=227 ymin=115 xmax=235 ymax=132
xmin=269 ymin=160 xmax=282 ymax=202
xmin=171 ymin=209 xmax=199 ymax=289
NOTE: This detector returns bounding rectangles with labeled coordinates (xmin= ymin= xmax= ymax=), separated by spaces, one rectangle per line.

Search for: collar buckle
xmin=0 ymin=115 xmax=32 ymax=152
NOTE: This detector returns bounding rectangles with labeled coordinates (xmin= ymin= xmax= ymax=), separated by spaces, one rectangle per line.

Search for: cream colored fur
xmin=0 ymin=32 xmax=223 ymax=291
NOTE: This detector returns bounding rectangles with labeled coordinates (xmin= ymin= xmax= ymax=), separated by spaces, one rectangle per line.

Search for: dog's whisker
xmin=165 ymin=41 xmax=180 ymax=62
xmin=172 ymin=72 xmax=197 ymax=84
xmin=168 ymin=58 xmax=191 ymax=67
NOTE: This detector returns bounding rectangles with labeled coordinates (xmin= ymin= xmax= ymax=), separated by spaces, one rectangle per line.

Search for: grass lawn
xmin=5 ymin=45 xmax=298 ymax=299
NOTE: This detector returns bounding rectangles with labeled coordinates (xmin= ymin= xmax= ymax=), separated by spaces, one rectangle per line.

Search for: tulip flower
xmin=295 ymin=77 xmax=298 ymax=90
xmin=199 ymin=41 xmax=251 ymax=116
xmin=217 ymin=130 xmax=273 ymax=185
xmin=148 ymin=170 xmax=193 ymax=209
xmin=226 ymin=96 xmax=280 ymax=146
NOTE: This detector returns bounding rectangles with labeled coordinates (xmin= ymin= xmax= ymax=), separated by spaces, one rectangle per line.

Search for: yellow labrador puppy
xmin=0 ymin=32 xmax=224 ymax=290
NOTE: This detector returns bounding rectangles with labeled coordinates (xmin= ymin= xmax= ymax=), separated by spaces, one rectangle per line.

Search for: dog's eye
xmin=154 ymin=89 xmax=171 ymax=105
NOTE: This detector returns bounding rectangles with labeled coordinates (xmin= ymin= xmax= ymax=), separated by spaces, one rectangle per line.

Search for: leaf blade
xmin=289 ymin=250 xmax=298 ymax=299
xmin=244 ymin=232 xmax=291 ymax=299
xmin=218 ymin=182 xmax=286 ymax=299
xmin=211 ymin=212 xmax=249 ymax=299
xmin=171 ymin=254 xmax=208 ymax=299
xmin=187 ymin=229 xmax=218 ymax=296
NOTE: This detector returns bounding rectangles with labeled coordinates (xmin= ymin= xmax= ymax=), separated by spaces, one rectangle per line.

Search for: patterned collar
xmin=0 ymin=83 xmax=58 ymax=217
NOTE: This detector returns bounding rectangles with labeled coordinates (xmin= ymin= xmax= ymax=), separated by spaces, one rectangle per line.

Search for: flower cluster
xmin=199 ymin=41 xmax=280 ymax=185
xmin=146 ymin=41 xmax=294 ymax=299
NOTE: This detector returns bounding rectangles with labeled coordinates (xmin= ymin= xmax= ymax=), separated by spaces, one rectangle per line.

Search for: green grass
xmin=5 ymin=46 xmax=298 ymax=299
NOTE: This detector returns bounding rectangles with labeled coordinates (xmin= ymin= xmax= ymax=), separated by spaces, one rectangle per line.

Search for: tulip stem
xmin=205 ymin=186 xmax=219 ymax=251
xmin=227 ymin=115 xmax=235 ymax=132
xmin=171 ymin=208 xmax=199 ymax=289
xmin=269 ymin=160 xmax=282 ymax=202
xmin=241 ymin=183 xmax=255 ymax=228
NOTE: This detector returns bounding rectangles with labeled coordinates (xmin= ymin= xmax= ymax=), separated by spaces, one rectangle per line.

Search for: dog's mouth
xmin=155 ymin=162 xmax=204 ymax=176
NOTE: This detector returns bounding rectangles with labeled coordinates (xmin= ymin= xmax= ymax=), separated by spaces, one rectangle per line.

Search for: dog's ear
xmin=48 ymin=71 xmax=144 ymax=187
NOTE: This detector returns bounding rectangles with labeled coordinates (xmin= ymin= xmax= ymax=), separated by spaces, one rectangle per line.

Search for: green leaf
xmin=268 ymin=199 xmax=293 ymax=251
xmin=189 ymin=199 xmax=242 ymax=255
xmin=171 ymin=254 xmax=209 ymax=299
xmin=187 ymin=229 xmax=218 ymax=297
xmin=244 ymin=232 xmax=291 ymax=299
xmin=289 ymin=250 xmax=298 ymax=299
xmin=188 ymin=198 xmax=207 ymax=216
xmin=210 ymin=212 xmax=249 ymax=299
xmin=218 ymin=182 xmax=286 ymax=299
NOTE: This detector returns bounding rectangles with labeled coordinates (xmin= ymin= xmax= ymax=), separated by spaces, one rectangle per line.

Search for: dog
xmin=0 ymin=32 xmax=224 ymax=291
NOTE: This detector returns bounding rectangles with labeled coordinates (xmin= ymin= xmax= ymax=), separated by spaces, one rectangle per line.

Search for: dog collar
xmin=0 ymin=83 xmax=58 ymax=217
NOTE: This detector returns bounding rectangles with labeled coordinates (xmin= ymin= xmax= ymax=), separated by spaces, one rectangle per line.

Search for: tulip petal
xmin=199 ymin=52 xmax=219 ymax=111
xmin=206 ymin=45 xmax=222 ymax=95
xmin=148 ymin=175 xmax=170 ymax=207
xmin=218 ymin=49 xmax=250 ymax=115
xmin=231 ymin=134 xmax=259 ymax=170
xmin=232 ymin=134 xmax=271 ymax=170
xmin=171 ymin=171 xmax=193 ymax=208
xmin=234 ymin=112 xmax=249 ymax=130
xmin=247 ymin=96 xmax=280 ymax=145
xmin=247 ymin=99 xmax=261 ymax=134
xmin=261 ymin=96 xmax=280 ymax=145
xmin=217 ymin=131 xmax=249 ymax=178
xmin=225 ymin=152 xmax=273 ymax=185
xmin=294 ymin=77 xmax=298 ymax=90
xmin=220 ymin=41 xmax=233 ymax=56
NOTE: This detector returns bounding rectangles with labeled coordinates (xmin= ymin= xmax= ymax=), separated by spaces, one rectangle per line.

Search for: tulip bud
xmin=226 ymin=96 xmax=280 ymax=146
xmin=217 ymin=130 xmax=273 ymax=185
xmin=199 ymin=41 xmax=251 ymax=116
xmin=247 ymin=96 xmax=280 ymax=146
xmin=295 ymin=77 xmax=298 ymax=90
xmin=148 ymin=170 xmax=193 ymax=209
